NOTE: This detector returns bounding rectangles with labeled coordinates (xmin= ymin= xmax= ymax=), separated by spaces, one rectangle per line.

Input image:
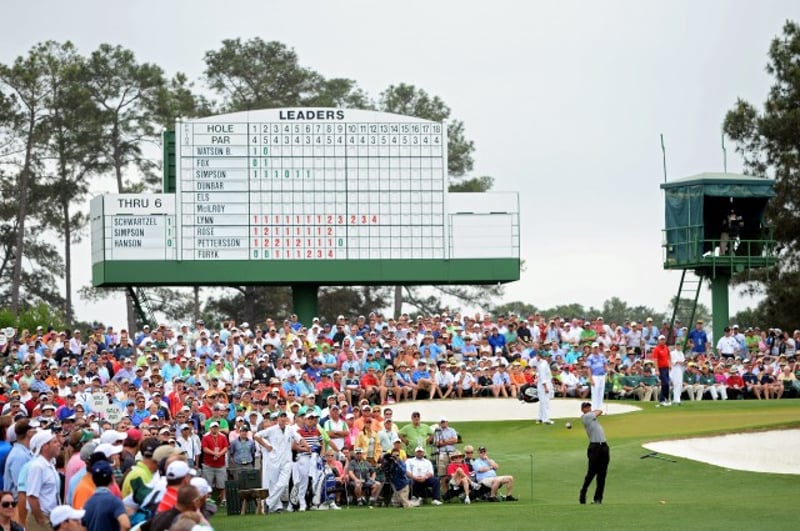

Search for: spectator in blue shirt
xmin=3 ymin=420 xmax=35 ymax=499
xmin=82 ymin=461 xmax=129 ymax=531
xmin=130 ymin=398 xmax=150 ymax=427
xmin=282 ymin=374 xmax=303 ymax=396
xmin=488 ymin=329 xmax=506 ymax=353
xmin=687 ymin=320 xmax=709 ymax=354
xmin=411 ymin=362 xmax=435 ymax=399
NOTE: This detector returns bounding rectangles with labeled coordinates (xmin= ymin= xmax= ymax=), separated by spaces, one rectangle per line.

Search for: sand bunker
xmin=643 ymin=429 xmax=800 ymax=475
xmin=386 ymin=397 xmax=639 ymax=423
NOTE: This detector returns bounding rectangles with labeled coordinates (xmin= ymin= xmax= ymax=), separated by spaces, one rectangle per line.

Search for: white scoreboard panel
xmin=176 ymin=108 xmax=447 ymax=261
xmin=90 ymin=194 xmax=176 ymax=262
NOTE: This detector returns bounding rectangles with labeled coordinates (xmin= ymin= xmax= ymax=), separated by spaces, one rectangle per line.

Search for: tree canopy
xmin=723 ymin=20 xmax=800 ymax=330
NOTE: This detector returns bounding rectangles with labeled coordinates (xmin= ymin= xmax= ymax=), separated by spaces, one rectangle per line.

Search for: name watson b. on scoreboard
xmin=91 ymin=108 xmax=519 ymax=286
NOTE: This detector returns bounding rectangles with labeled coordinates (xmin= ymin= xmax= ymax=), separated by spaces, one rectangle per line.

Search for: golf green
xmin=212 ymin=400 xmax=799 ymax=530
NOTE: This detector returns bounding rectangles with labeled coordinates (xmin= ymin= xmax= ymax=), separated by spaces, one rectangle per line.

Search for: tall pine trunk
xmin=62 ymin=195 xmax=73 ymax=325
xmin=393 ymin=285 xmax=403 ymax=318
xmin=113 ymin=126 xmax=137 ymax=332
xmin=11 ymin=109 xmax=36 ymax=314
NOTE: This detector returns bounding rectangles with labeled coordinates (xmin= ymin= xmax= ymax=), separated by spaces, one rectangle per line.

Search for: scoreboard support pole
xmin=292 ymin=284 xmax=320 ymax=325
xmin=710 ymin=274 xmax=730 ymax=346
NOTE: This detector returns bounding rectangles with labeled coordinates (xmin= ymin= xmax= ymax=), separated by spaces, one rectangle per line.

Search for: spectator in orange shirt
xmin=509 ymin=363 xmax=527 ymax=390
xmin=73 ymin=445 xmax=123 ymax=509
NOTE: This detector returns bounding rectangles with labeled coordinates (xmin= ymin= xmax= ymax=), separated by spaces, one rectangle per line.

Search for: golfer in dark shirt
xmin=579 ymin=401 xmax=609 ymax=505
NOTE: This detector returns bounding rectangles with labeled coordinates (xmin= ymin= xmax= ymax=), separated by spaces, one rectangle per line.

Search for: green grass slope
xmin=213 ymin=400 xmax=800 ymax=531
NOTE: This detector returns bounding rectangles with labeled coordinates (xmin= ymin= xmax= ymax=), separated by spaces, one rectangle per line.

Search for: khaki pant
xmin=436 ymin=453 xmax=451 ymax=476
xmin=27 ymin=513 xmax=53 ymax=531
xmin=391 ymin=484 xmax=417 ymax=508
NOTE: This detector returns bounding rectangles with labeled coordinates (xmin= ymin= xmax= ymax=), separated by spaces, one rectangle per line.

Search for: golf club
xmin=641 ymin=451 xmax=677 ymax=463
xmin=529 ymin=454 xmax=533 ymax=500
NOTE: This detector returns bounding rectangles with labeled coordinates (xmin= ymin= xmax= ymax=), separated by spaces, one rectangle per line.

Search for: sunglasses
xmin=1 ymin=501 xmax=17 ymax=508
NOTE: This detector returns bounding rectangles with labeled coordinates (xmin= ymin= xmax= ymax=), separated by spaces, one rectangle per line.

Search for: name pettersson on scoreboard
xmin=196 ymin=238 xmax=243 ymax=248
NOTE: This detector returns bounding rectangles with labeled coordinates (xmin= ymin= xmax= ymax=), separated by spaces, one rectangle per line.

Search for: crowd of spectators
xmin=0 ymin=310 xmax=797 ymax=527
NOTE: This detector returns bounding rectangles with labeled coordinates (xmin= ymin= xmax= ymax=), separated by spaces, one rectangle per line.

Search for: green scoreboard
xmin=91 ymin=108 xmax=520 ymax=317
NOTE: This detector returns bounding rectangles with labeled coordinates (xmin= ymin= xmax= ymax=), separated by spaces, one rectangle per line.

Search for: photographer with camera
xmin=382 ymin=450 xmax=419 ymax=508
xmin=433 ymin=417 xmax=458 ymax=492
xmin=720 ymin=207 xmax=743 ymax=255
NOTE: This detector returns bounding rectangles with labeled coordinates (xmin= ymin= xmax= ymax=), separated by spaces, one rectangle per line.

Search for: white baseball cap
xmin=30 ymin=430 xmax=56 ymax=455
xmin=50 ymin=506 xmax=85 ymax=528
xmin=95 ymin=443 xmax=123 ymax=458
xmin=99 ymin=430 xmax=127 ymax=444
xmin=191 ymin=476 xmax=212 ymax=496
xmin=166 ymin=460 xmax=195 ymax=480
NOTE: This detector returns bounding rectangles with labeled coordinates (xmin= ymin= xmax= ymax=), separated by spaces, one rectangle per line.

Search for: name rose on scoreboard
xmin=175 ymin=108 xmax=448 ymax=261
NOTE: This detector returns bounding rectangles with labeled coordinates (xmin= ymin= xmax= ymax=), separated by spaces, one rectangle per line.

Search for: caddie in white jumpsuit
xmin=536 ymin=351 xmax=555 ymax=425
xmin=586 ymin=343 xmax=607 ymax=411
xmin=254 ymin=411 xmax=309 ymax=513
xmin=669 ymin=344 xmax=686 ymax=404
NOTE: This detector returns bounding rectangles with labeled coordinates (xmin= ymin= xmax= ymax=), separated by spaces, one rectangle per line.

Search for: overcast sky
xmin=2 ymin=0 xmax=796 ymax=326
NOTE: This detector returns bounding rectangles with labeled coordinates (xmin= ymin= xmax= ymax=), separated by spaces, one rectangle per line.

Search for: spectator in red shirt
xmin=315 ymin=373 xmax=337 ymax=399
xmin=201 ymin=422 xmax=229 ymax=505
xmin=445 ymin=449 xmax=472 ymax=503
xmin=726 ymin=368 xmax=746 ymax=400
xmin=360 ymin=368 xmax=380 ymax=403
xmin=652 ymin=335 xmax=672 ymax=406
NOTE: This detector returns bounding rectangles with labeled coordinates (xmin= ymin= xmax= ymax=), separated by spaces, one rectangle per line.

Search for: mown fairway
xmin=213 ymin=400 xmax=800 ymax=530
